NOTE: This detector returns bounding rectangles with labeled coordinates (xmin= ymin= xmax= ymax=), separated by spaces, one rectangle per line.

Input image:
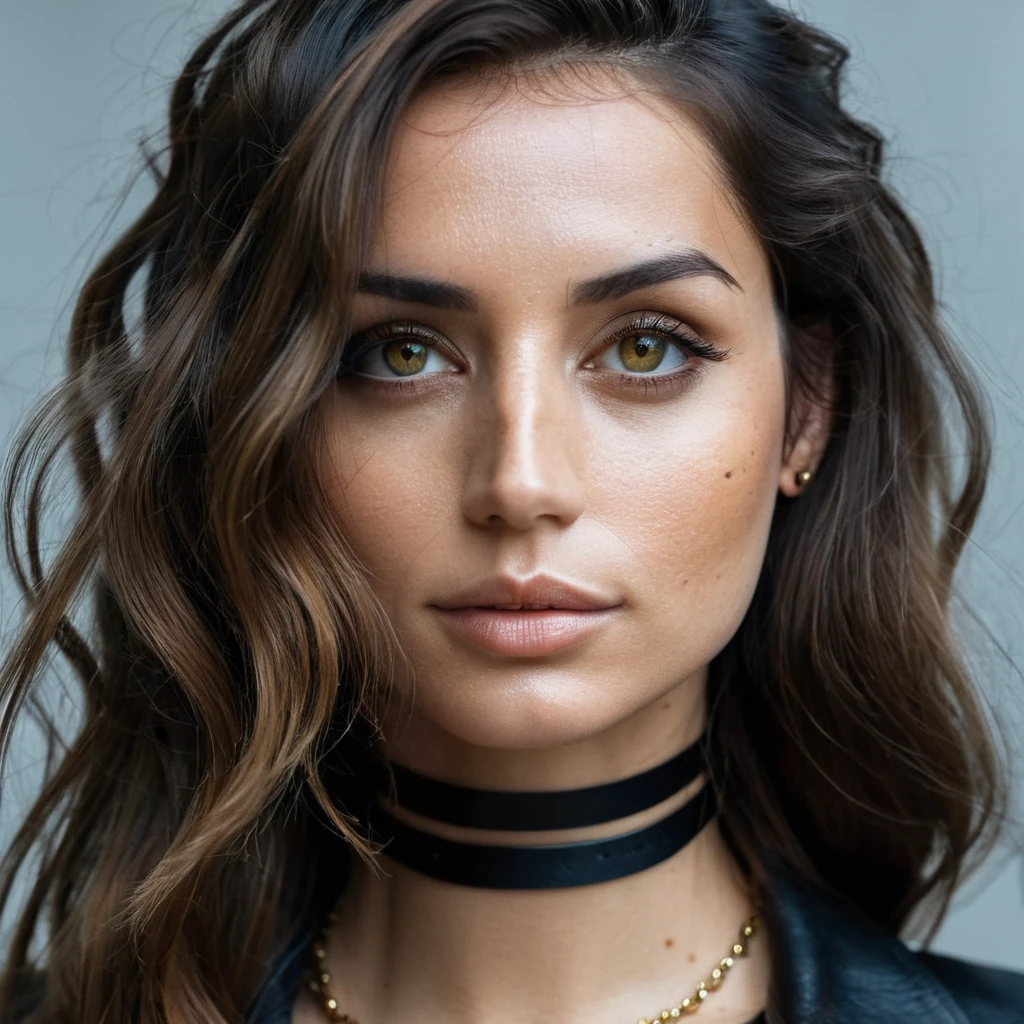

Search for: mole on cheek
xmin=664 ymin=937 xmax=675 ymax=948
xmin=724 ymin=470 xmax=733 ymax=479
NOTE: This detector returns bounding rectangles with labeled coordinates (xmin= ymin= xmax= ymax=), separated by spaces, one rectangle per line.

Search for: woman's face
xmin=319 ymin=69 xmax=816 ymax=753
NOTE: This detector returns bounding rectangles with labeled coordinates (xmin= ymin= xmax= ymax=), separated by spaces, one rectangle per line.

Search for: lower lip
xmin=432 ymin=607 xmax=620 ymax=656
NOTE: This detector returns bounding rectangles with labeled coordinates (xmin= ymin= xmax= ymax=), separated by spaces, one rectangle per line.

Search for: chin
xmin=383 ymin=663 xmax=697 ymax=752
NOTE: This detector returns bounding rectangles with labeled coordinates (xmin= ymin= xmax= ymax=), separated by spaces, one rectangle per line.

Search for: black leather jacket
xmin=759 ymin=861 xmax=1024 ymax=1023
xmin=246 ymin=857 xmax=1024 ymax=1024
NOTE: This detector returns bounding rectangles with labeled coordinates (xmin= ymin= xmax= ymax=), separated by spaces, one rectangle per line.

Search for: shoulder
xmin=764 ymin=858 xmax=1024 ymax=1023
xmin=915 ymin=950 xmax=1024 ymax=1023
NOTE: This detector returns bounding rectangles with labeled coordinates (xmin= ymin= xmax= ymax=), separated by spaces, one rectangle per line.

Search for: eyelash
xmin=337 ymin=313 xmax=728 ymax=397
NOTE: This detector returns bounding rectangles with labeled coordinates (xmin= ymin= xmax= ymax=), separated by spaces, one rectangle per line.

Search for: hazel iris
xmin=619 ymin=334 xmax=667 ymax=372
xmin=383 ymin=340 xmax=428 ymax=376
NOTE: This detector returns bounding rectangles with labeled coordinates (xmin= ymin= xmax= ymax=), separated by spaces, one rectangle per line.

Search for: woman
xmin=1 ymin=0 xmax=1021 ymax=1021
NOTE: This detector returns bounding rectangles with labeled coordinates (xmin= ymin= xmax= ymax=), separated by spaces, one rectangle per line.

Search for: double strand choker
xmin=366 ymin=732 xmax=716 ymax=889
xmin=306 ymin=735 xmax=762 ymax=1020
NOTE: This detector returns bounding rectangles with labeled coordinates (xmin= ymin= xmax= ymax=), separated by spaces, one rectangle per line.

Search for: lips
xmin=429 ymin=574 xmax=622 ymax=656
xmin=431 ymin=573 xmax=619 ymax=612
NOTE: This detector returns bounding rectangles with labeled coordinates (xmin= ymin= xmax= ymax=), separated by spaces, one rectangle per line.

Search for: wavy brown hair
xmin=0 ymin=0 xmax=1008 ymax=1020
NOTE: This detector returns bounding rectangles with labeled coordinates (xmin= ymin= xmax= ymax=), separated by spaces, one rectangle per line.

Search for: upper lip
xmin=432 ymin=574 xmax=620 ymax=611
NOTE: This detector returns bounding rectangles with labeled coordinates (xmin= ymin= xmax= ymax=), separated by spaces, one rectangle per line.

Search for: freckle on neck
xmin=664 ymin=937 xmax=674 ymax=948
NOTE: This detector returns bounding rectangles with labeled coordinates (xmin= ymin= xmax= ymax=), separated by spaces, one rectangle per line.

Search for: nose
xmin=461 ymin=340 xmax=586 ymax=532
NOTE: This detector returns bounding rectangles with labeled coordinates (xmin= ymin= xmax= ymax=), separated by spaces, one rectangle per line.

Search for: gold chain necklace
xmin=306 ymin=903 xmax=759 ymax=1022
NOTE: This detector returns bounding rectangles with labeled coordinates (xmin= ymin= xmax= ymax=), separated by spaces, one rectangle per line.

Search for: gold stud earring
xmin=795 ymin=469 xmax=812 ymax=487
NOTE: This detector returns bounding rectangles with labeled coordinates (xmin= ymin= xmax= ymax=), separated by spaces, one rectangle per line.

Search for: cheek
xmin=317 ymin=398 xmax=460 ymax=592
xmin=594 ymin=380 xmax=785 ymax=640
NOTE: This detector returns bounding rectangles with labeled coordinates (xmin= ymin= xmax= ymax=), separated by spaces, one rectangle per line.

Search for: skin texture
xmin=305 ymin=68 xmax=831 ymax=1024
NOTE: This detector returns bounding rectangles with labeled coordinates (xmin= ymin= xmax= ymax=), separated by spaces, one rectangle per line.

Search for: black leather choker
xmin=367 ymin=734 xmax=716 ymax=889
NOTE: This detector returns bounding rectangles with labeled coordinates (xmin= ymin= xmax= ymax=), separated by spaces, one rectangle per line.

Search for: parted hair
xmin=0 ymin=0 xmax=1006 ymax=1020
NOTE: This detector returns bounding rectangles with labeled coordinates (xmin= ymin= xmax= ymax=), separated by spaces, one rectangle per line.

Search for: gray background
xmin=2 ymin=1 xmax=1022 ymax=966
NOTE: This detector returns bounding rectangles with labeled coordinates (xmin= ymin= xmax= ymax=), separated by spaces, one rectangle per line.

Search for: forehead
xmin=369 ymin=67 xmax=771 ymax=302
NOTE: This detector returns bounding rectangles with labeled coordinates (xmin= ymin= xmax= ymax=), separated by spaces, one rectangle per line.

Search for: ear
xmin=778 ymin=317 xmax=836 ymax=498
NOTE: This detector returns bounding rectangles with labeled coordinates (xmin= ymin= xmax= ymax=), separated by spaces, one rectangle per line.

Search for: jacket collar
xmin=763 ymin=857 xmax=969 ymax=1024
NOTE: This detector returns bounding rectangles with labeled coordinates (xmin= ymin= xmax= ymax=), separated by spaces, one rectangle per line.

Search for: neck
xmin=315 ymin=680 xmax=769 ymax=1024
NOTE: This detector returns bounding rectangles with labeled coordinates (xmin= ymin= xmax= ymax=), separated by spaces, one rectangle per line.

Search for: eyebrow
xmin=355 ymin=248 xmax=742 ymax=312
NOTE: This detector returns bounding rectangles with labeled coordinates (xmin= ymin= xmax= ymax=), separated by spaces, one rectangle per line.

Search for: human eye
xmin=337 ymin=320 xmax=460 ymax=392
xmin=584 ymin=312 xmax=729 ymax=397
